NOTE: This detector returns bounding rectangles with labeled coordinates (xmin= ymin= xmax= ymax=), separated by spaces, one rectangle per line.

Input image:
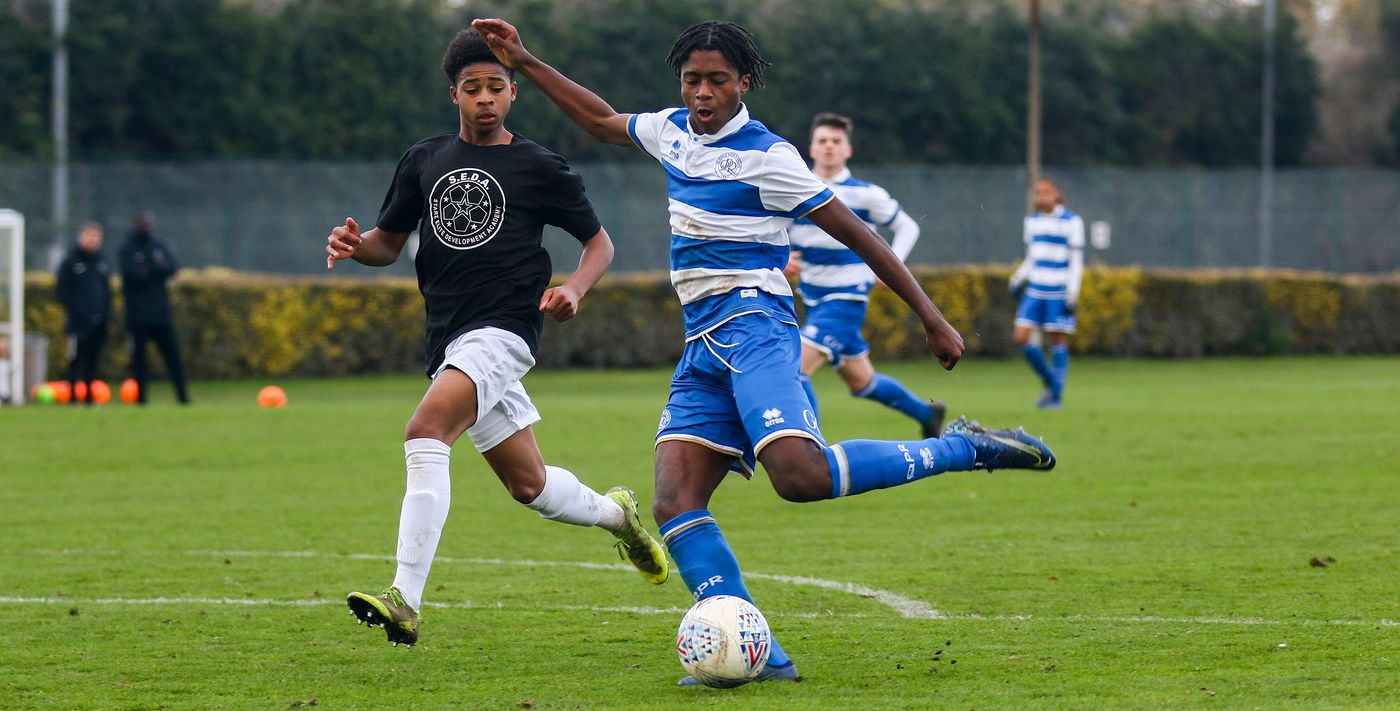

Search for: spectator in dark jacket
xmin=56 ymin=222 xmax=112 ymax=405
xmin=120 ymin=211 xmax=189 ymax=404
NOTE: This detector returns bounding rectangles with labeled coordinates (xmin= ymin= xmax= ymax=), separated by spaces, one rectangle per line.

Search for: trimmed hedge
xmin=22 ymin=266 xmax=1400 ymax=379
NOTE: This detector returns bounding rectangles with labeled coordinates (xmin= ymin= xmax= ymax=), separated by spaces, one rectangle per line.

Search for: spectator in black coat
xmin=120 ymin=212 xmax=190 ymax=404
xmin=56 ymin=222 xmax=112 ymax=405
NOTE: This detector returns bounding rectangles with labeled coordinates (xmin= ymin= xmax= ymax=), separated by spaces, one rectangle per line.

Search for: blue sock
xmin=798 ymin=373 xmax=819 ymax=422
xmin=1049 ymin=344 xmax=1069 ymax=401
xmin=659 ymin=510 xmax=793 ymax=669
xmin=1022 ymin=344 xmax=1055 ymax=389
xmin=853 ymin=373 xmax=935 ymax=424
xmin=824 ymin=435 xmax=976 ymax=498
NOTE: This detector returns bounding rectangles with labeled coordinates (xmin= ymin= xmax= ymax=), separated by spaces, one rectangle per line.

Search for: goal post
xmin=0 ymin=210 xmax=25 ymax=405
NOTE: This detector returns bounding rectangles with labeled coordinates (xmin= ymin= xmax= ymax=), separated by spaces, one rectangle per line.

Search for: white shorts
xmin=432 ymin=327 xmax=541 ymax=453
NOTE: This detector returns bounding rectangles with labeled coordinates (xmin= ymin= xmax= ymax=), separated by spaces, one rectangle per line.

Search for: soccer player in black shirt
xmin=327 ymin=28 xmax=668 ymax=648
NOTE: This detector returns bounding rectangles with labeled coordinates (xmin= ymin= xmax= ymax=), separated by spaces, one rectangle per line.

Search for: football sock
xmin=525 ymin=465 xmax=626 ymax=531
xmin=854 ymin=373 xmax=935 ymax=424
xmin=1049 ymin=343 xmax=1069 ymax=401
xmin=1022 ymin=344 xmax=1055 ymax=389
xmin=825 ymin=435 xmax=976 ymax=498
xmin=660 ymin=510 xmax=793 ymax=669
xmin=798 ymin=373 xmax=819 ymax=421
xmin=391 ymin=437 xmax=452 ymax=612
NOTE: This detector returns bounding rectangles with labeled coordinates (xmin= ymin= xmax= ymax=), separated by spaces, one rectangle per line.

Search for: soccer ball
xmin=675 ymin=595 xmax=772 ymax=688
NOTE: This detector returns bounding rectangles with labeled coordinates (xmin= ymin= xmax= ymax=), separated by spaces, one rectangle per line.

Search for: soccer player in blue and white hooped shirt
xmin=1009 ymin=178 xmax=1084 ymax=409
xmin=787 ymin=112 xmax=945 ymax=437
xmin=474 ymin=17 xmax=1056 ymax=684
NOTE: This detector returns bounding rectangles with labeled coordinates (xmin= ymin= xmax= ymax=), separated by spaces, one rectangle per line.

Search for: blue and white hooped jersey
xmin=788 ymin=168 xmax=901 ymax=304
xmin=1022 ymin=205 xmax=1085 ymax=300
xmin=628 ymin=105 xmax=834 ymax=340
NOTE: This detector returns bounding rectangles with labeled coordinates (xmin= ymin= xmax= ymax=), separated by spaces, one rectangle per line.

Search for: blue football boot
xmin=944 ymin=416 xmax=1056 ymax=472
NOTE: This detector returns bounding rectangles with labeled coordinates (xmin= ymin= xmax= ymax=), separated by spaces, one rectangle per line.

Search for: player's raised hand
xmin=326 ymin=217 xmax=362 ymax=270
xmin=540 ymin=284 xmax=582 ymax=322
xmin=472 ymin=18 xmax=531 ymax=69
xmin=925 ymin=319 xmax=965 ymax=370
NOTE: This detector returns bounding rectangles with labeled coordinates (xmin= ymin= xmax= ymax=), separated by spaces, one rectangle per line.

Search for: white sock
xmin=390 ymin=438 xmax=452 ymax=612
xmin=525 ymin=465 xmax=626 ymax=531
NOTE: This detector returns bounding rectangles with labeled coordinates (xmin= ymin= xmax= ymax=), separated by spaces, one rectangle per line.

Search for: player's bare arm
xmin=472 ymin=18 xmax=633 ymax=146
xmin=540 ymin=228 xmax=615 ymax=323
xmin=325 ymin=217 xmax=410 ymax=269
xmin=806 ymin=200 xmax=965 ymax=369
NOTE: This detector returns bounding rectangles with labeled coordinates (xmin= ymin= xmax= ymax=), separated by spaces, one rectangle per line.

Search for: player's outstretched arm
xmin=325 ymin=217 xmax=410 ymax=269
xmin=807 ymin=200 xmax=965 ymax=369
xmin=472 ymin=18 xmax=633 ymax=146
xmin=541 ymin=228 xmax=615 ymax=323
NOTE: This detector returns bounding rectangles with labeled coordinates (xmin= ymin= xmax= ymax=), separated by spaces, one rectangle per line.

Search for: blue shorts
xmin=1015 ymin=294 xmax=1077 ymax=334
xmin=656 ymin=314 xmax=825 ymax=476
xmin=798 ymin=298 xmax=871 ymax=368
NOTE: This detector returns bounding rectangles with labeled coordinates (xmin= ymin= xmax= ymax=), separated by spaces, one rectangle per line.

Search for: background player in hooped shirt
xmin=786 ymin=112 xmax=945 ymax=437
xmin=1009 ymin=178 xmax=1085 ymax=410
xmin=473 ymin=17 xmax=1055 ymax=684
xmin=324 ymin=28 xmax=668 ymax=649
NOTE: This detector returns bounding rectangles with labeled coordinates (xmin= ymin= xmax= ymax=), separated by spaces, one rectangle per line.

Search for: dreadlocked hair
xmin=665 ymin=21 xmax=771 ymax=88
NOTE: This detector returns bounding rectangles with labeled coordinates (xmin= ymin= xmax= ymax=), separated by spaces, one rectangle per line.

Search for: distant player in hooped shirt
xmin=786 ymin=113 xmax=945 ymax=437
xmin=1009 ymin=178 xmax=1085 ymax=409
xmin=325 ymin=28 xmax=668 ymax=649
xmin=473 ymin=17 xmax=1055 ymax=684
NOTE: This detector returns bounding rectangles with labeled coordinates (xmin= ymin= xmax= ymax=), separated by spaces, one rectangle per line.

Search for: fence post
xmin=1328 ymin=171 xmax=1343 ymax=273
xmin=1179 ymin=172 xmax=1194 ymax=268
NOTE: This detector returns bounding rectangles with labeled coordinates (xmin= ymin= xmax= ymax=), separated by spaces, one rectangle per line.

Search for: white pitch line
xmin=20 ymin=549 xmax=1400 ymax=630
xmin=194 ymin=548 xmax=945 ymax=619
xmin=1 ymin=596 xmax=1394 ymax=629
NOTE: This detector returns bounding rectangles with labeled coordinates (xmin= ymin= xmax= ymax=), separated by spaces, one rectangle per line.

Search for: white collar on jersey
xmin=1035 ymin=204 xmax=1067 ymax=218
xmin=688 ymin=103 xmax=751 ymax=143
xmin=820 ymin=167 xmax=853 ymax=184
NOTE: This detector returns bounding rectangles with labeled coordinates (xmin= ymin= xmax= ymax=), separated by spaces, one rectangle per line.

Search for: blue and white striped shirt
xmin=1017 ymin=205 xmax=1085 ymax=301
xmin=788 ymin=167 xmax=902 ymax=304
xmin=628 ymin=105 xmax=834 ymax=339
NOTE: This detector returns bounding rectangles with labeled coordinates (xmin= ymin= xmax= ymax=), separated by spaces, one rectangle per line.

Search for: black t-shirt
xmin=377 ymin=132 xmax=602 ymax=375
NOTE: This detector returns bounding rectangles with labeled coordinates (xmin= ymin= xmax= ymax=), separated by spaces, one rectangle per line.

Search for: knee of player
xmin=506 ymin=478 xmax=543 ymax=505
xmin=768 ymin=470 xmax=828 ymax=503
xmin=404 ymin=416 xmax=446 ymax=442
xmin=763 ymin=455 xmax=831 ymax=503
xmin=651 ymin=489 xmax=687 ymax=527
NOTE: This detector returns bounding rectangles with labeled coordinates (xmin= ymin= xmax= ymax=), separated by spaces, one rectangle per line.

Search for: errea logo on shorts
xmin=762 ymin=408 xmax=785 ymax=427
xmin=658 ymin=408 xmax=672 ymax=432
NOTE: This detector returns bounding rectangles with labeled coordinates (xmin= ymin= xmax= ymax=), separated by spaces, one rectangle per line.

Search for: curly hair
xmin=442 ymin=27 xmax=511 ymax=84
xmin=665 ymin=21 xmax=770 ymax=88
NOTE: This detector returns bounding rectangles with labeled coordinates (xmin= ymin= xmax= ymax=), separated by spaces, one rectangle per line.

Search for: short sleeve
xmin=543 ymin=155 xmax=603 ymax=242
xmin=376 ymin=146 xmax=426 ymax=233
xmin=865 ymin=184 xmax=901 ymax=226
xmin=1022 ymin=216 xmax=1033 ymax=245
xmin=627 ymin=110 xmax=675 ymax=162
xmin=759 ymin=142 xmax=833 ymax=218
xmin=1068 ymin=215 xmax=1086 ymax=248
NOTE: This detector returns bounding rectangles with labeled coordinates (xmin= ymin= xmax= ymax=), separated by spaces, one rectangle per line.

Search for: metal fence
xmin=2 ymin=161 xmax=1396 ymax=275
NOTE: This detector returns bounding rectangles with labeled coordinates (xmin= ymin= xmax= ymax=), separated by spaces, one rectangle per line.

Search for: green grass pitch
xmin=2 ymin=356 xmax=1398 ymax=709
